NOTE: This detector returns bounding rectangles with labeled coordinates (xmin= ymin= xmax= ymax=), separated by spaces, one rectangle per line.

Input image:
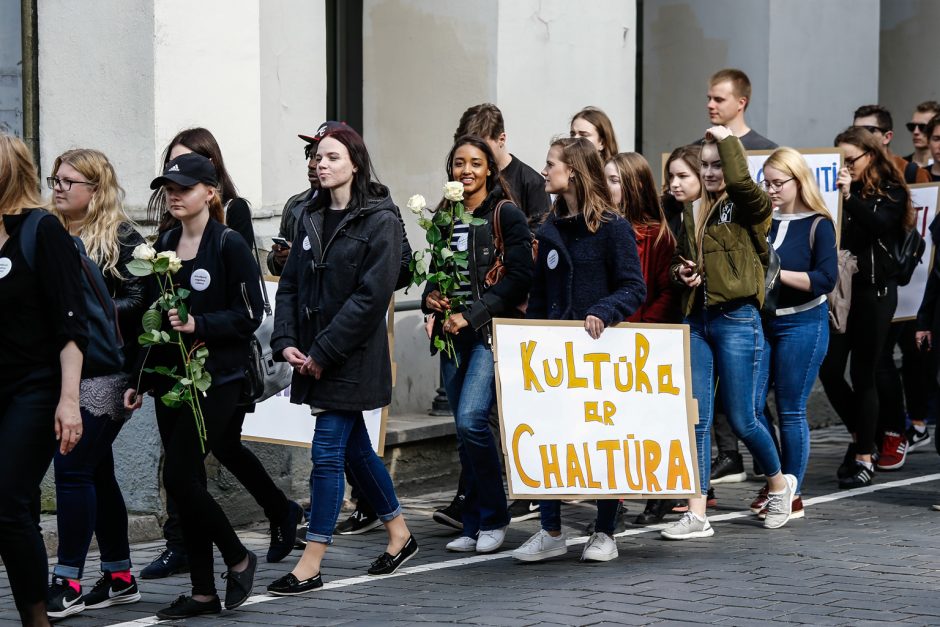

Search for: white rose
xmin=443 ymin=181 xmax=464 ymax=202
xmin=133 ymin=243 xmax=157 ymax=261
xmin=406 ymin=194 xmax=427 ymax=215
xmin=156 ymin=250 xmax=183 ymax=274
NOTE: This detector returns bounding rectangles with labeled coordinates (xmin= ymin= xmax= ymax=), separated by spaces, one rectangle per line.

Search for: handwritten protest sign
xmin=895 ymin=183 xmax=940 ymax=321
xmin=493 ymin=320 xmax=699 ymax=499
xmin=240 ymin=280 xmax=388 ymax=455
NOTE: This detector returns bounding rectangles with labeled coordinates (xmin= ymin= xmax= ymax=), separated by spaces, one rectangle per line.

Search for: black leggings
xmin=156 ymin=381 xmax=249 ymax=597
xmin=819 ymin=282 xmax=898 ymax=454
xmin=877 ymin=320 xmax=935 ymax=434
xmin=0 ymin=371 xmax=59 ymax=616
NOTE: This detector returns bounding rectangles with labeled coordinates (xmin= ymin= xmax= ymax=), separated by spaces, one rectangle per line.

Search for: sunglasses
xmin=853 ymin=125 xmax=888 ymax=135
xmin=907 ymin=122 xmax=930 ymax=133
xmin=844 ymin=151 xmax=870 ymax=167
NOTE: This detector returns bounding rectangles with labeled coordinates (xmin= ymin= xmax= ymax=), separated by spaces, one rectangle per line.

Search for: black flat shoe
xmin=267 ymin=572 xmax=323 ymax=596
xmin=268 ymin=501 xmax=304 ymax=563
xmin=368 ymin=535 xmax=419 ymax=575
xmin=155 ymin=594 xmax=221 ymax=620
xmin=634 ymin=499 xmax=673 ymax=525
xmin=223 ymin=550 xmax=257 ymax=610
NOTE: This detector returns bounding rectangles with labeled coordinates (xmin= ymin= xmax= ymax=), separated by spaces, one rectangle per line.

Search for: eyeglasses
xmin=853 ymin=125 xmax=888 ymax=135
xmin=760 ymin=177 xmax=794 ymax=191
xmin=46 ymin=176 xmax=95 ymax=191
xmin=844 ymin=151 xmax=870 ymax=168
xmin=907 ymin=122 xmax=930 ymax=133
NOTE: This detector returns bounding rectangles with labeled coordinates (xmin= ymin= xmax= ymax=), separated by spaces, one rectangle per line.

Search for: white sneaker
xmin=763 ymin=474 xmax=797 ymax=529
xmin=476 ymin=526 xmax=507 ymax=553
xmin=445 ymin=536 xmax=477 ymax=552
xmin=580 ymin=532 xmax=618 ymax=562
xmin=660 ymin=512 xmax=714 ymax=540
xmin=512 ymin=530 xmax=567 ymax=562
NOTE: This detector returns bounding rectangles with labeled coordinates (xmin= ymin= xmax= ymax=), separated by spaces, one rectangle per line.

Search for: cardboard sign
xmin=493 ymin=319 xmax=699 ymax=500
xmin=240 ymin=280 xmax=389 ymax=455
xmin=895 ymin=183 xmax=940 ymax=321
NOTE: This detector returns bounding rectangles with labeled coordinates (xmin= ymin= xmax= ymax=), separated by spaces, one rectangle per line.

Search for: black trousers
xmin=156 ymin=381 xmax=249 ymax=596
xmin=0 ymin=370 xmax=59 ymax=613
xmin=877 ymin=320 xmax=935 ymax=434
xmin=162 ymin=404 xmax=290 ymax=551
xmin=820 ymin=282 xmax=898 ymax=453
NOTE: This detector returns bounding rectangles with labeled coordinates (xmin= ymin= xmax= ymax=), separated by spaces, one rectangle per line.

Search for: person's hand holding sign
xmin=584 ymin=315 xmax=605 ymax=340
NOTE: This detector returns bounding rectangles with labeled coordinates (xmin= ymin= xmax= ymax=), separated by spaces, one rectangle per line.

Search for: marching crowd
xmin=1 ymin=67 xmax=939 ymax=624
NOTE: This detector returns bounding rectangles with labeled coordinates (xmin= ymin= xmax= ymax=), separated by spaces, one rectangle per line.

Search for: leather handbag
xmin=483 ymin=199 xmax=537 ymax=314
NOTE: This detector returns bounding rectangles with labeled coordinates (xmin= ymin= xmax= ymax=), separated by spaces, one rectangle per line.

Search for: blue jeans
xmin=687 ymin=302 xmax=781 ymax=494
xmin=539 ymin=499 xmax=620 ymax=535
xmin=441 ymin=337 xmax=509 ymax=537
xmin=307 ymin=410 xmax=401 ymax=544
xmin=53 ymin=407 xmax=131 ymax=579
xmin=757 ymin=302 xmax=829 ymax=494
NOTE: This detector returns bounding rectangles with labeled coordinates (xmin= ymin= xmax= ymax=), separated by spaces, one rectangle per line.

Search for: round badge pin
xmin=547 ymin=249 xmax=559 ymax=270
xmin=191 ymin=268 xmax=212 ymax=291
xmin=0 ymin=257 xmax=11 ymax=279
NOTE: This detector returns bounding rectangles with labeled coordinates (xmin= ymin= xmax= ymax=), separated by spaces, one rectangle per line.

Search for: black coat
xmin=841 ymin=181 xmax=907 ymax=290
xmin=135 ymin=218 xmax=263 ymax=390
xmin=107 ymin=222 xmax=147 ymax=369
xmin=527 ymin=212 xmax=646 ymax=324
xmin=272 ymin=190 xmax=403 ymax=411
xmin=421 ymin=191 xmax=534 ymax=348
xmin=917 ymin=215 xmax=940 ymax=336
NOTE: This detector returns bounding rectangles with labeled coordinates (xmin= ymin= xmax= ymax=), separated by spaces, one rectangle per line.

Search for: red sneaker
xmin=876 ymin=432 xmax=908 ymax=471
xmin=749 ymin=486 xmax=770 ymax=514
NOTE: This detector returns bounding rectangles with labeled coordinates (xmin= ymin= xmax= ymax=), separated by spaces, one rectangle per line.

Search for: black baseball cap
xmin=298 ymin=121 xmax=348 ymax=144
xmin=150 ymin=153 xmax=218 ymax=190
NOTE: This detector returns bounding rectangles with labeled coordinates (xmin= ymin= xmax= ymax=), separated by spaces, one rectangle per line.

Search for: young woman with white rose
xmin=44 ymin=149 xmax=147 ymax=620
xmin=123 ymin=152 xmax=264 ymax=620
xmin=421 ymin=135 xmax=534 ymax=554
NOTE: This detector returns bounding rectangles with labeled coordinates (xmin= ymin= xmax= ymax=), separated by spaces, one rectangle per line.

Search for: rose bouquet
xmin=406 ymin=183 xmax=486 ymax=361
xmin=127 ymin=243 xmax=211 ymax=451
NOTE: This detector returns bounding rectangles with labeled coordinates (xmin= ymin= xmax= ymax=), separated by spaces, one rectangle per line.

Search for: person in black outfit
xmin=0 ymin=133 xmax=88 ymax=626
xmin=819 ymin=127 xmax=911 ymax=489
xmin=124 ymin=153 xmax=264 ymax=619
xmin=140 ymin=129 xmax=302 ymax=580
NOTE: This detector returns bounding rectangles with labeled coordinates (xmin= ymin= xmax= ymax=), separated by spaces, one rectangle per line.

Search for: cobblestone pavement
xmin=2 ymin=427 xmax=940 ymax=626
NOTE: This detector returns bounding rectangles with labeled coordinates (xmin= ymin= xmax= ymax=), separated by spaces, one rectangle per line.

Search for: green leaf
xmin=433 ymin=336 xmax=445 ymax=351
xmin=125 ymin=259 xmax=154 ymax=277
xmin=415 ymin=259 xmax=427 ymax=275
xmin=142 ymin=309 xmax=162 ymax=333
xmin=160 ymin=390 xmax=182 ymax=408
xmin=180 ymin=377 xmax=192 ymax=386
xmin=160 ymin=331 xmax=171 ymax=343
xmin=176 ymin=288 xmax=191 ymax=300
xmin=426 ymin=225 xmax=442 ymax=245
xmin=417 ymin=217 xmax=433 ymax=230
xmin=152 ymin=365 xmax=178 ymax=377
xmin=194 ymin=372 xmax=212 ymax=391
xmin=468 ymin=217 xmax=487 ymax=226
xmin=455 ymin=257 xmax=469 ymax=269
xmin=196 ymin=347 xmax=209 ymax=359
xmin=177 ymin=301 xmax=189 ymax=324
xmin=440 ymin=247 xmax=454 ymax=260
xmin=153 ymin=257 xmax=170 ymax=273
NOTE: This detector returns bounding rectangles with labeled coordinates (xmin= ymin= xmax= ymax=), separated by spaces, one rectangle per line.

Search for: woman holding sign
xmin=423 ymin=136 xmax=534 ymax=554
xmin=665 ymin=126 xmax=797 ymax=540
xmin=819 ymin=127 xmax=911 ymax=489
xmin=511 ymin=137 xmax=645 ymax=563
xmin=752 ymin=148 xmax=837 ymax=519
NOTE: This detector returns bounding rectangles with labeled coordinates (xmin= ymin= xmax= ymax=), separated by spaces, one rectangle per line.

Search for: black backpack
xmin=893 ymin=226 xmax=926 ymax=287
xmin=21 ymin=210 xmax=125 ymax=377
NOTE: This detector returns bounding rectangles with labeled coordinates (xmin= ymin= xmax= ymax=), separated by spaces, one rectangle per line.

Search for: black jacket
xmin=267 ymin=188 xmax=316 ymax=275
xmin=272 ymin=189 xmax=404 ymax=411
xmin=917 ymin=215 xmax=940 ymax=335
xmin=135 ymin=218 xmax=263 ymax=390
xmin=107 ymin=222 xmax=148 ymax=369
xmin=527 ymin=212 xmax=646 ymax=324
xmin=421 ymin=191 xmax=534 ymax=348
xmin=841 ymin=181 xmax=906 ymax=290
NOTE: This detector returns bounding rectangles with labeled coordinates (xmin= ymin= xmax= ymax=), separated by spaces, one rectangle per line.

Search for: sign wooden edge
xmin=492 ymin=318 xmax=700 ymax=500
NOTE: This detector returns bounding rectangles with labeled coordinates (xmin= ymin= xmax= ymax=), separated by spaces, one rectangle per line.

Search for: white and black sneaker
xmin=906 ymin=425 xmax=932 ymax=452
xmin=508 ymin=500 xmax=540 ymax=522
xmin=335 ymin=508 xmax=381 ymax=535
xmin=432 ymin=494 xmax=465 ymax=530
xmin=838 ymin=461 xmax=874 ymax=489
xmin=47 ymin=576 xmax=85 ymax=619
xmin=84 ymin=572 xmax=141 ymax=609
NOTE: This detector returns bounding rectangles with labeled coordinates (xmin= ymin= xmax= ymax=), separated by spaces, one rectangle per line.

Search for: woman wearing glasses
xmin=819 ymin=127 xmax=913 ymax=488
xmin=751 ymin=149 xmax=837 ymax=519
xmin=45 ymin=150 xmax=148 ymax=620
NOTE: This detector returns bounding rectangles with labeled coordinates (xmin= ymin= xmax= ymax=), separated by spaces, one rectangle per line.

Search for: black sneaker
xmin=432 ymin=494 xmax=464 ymax=530
xmin=508 ymin=500 xmax=540 ymax=522
xmin=83 ymin=572 xmax=141 ymax=609
xmin=47 ymin=576 xmax=84 ymax=619
xmin=368 ymin=535 xmax=419 ymax=575
xmin=267 ymin=572 xmax=323 ymax=596
xmin=838 ymin=461 xmax=874 ymax=489
xmin=222 ymin=550 xmax=257 ymax=610
xmin=139 ymin=547 xmax=189 ymax=579
xmin=268 ymin=501 xmax=304 ymax=563
xmin=156 ymin=594 xmax=221 ymax=620
xmin=907 ymin=425 xmax=932 ymax=452
xmin=710 ymin=451 xmax=746 ymax=484
xmin=336 ymin=507 xmax=382 ymax=535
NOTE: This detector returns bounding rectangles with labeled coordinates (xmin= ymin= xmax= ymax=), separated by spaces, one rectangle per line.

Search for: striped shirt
xmin=449 ymin=222 xmax=472 ymax=306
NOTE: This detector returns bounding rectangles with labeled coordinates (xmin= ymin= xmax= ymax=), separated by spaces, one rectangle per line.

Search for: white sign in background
xmin=895 ymin=183 xmax=940 ymax=321
xmin=494 ymin=321 xmax=698 ymax=499
xmin=240 ymin=280 xmax=386 ymax=455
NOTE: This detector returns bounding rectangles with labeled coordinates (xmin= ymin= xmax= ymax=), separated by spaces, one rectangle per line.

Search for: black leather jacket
xmin=107 ymin=222 xmax=148 ymax=369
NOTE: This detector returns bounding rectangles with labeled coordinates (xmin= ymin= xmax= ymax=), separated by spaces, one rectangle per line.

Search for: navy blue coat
xmin=527 ymin=212 xmax=646 ymax=324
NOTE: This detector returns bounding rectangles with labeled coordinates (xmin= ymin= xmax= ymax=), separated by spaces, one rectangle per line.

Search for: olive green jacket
xmin=671 ymin=136 xmax=773 ymax=317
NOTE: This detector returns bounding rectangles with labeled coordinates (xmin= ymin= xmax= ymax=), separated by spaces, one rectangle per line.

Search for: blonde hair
xmin=763 ymin=147 xmax=833 ymax=220
xmin=550 ymin=137 xmax=616 ymax=233
xmin=0 ymin=133 xmax=42 ymax=216
xmin=50 ymin=149 xmax=132 ymax=278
